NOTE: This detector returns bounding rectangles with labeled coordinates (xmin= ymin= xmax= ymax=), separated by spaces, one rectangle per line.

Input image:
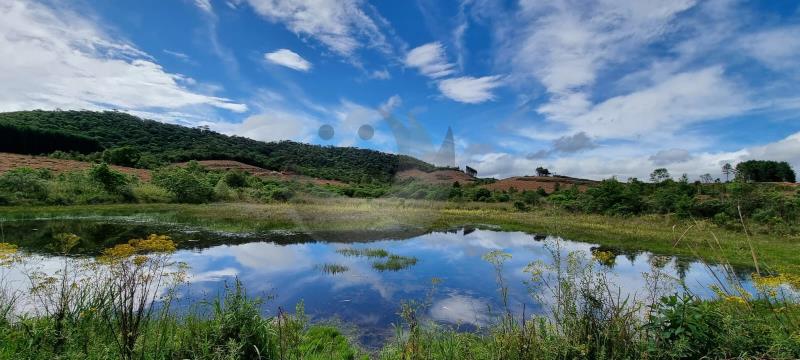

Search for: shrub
xmin=102 ymin=146 xmax=141 ymax=167
xmin=645 ymin=294 xmax=722 ymax=358
xmin=473 ymin=188 xmax=492 ymax=202
xmin=0 ymin=167 xmax=49 ymax=204
xmin=152 ymin=166 xmax=214 ymax=204
xmin=223 ymin=170 xmax=248 ymax=188
xmin=46 ymin=172 xmax=118 ymax=205
xmin=520 ymin=190 xmax=541 ymax=205
xmin=257 ymin=183 xmax=294 ymax=202
xmin=494 ymin=193 xmax=510 ymax=202
xmin=89 ymin=163 xmax=131 ymax=198
xmin=213 ymin=179 xmax=234 ymax=201
xmin=131 ymin=183 xmax=172 ymax=203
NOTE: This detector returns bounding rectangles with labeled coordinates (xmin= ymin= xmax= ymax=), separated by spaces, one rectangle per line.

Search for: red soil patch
xmin=0 ymin=152 xmax=150 ymax=181
xmin=176 ymin=160 xmax=346 ymax=186
xmin=483 ymin=176 xmax=597 ymax=193
xmin=394 ymin=168 xmax=476 ymax=185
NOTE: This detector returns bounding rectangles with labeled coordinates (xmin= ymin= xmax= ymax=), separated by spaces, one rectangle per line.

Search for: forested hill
xmin=0 ymin=110 xmax=434 ymax=183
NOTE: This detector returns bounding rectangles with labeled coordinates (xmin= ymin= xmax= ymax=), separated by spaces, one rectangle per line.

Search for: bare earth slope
xmin=483 ymin=176 xmax=597 ymax=192
xmin=0 ymin=153 xmax=150 ymax=181
xmin=394 ymin=169 xmax=476 ymax=185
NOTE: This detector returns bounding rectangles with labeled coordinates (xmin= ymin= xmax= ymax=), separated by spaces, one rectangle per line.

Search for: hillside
xmin=0 ymin=110 xmax=435 ymax=183
xmin=0 ymin=153 xmax=151 ymax=181
xmin=394 ymin=168 xmax=476 ymax=185
xmin=175 ymin=160 xmax=346 ymax=186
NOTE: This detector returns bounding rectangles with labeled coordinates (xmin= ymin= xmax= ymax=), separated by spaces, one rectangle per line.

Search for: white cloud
xmin=739 ymin=26 xmax=800 ymax=72
xmin=559 ymin=67 xmax=750 ymax=139
xmin=264 ymin=49 xmax=312 ymax=71
xmin=0 ymin=0 xmax=246 ymax=113
xmin=507 ymin=0 xmax=696 ymax=93
xmin=649 ymin=148 xmax=692 ymax=166
xmin=466 ymin=131 xmax=800 ymax=180
xmin=163 ymin=49 xmax=190 ymax=61
xmin=404 ymin=42 xmax=455 ymax=79
xmin=379 ymin=95 xmax=402 ymax=113
xmin=244 ymin=0 xmax=390 ymax=57
xmin=429 ymin=294 xmax=490 ymax=327
xmin=193 ymin=0 xmax=214 ymax=14
xmin=369 ymin=69 xmax=391 ymax=80
xmin=552 ymin=131 xmax=596 ymax=153
xmin=437 ymin=76 xmax=503 ymax=104
xmin=213 ymin=109 xmax=321 ymax=143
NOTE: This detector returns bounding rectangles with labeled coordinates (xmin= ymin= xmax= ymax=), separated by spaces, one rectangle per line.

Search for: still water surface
xmin=0 ymin=218 xmax=758 ymax=346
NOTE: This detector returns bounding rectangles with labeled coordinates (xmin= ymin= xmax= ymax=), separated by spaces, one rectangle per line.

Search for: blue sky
xmin=1 ymin=0 xmax=799 ymax=180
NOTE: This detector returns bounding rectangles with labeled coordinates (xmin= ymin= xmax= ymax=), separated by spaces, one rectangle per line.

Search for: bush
xmin=102 ymin=146 xmax=141 ymax=167
xmin=0 ymin=167 xmax=50 ymax=204
xmin=131 ymin=183 xmax=172 ymax=203
xmin=520 ymin=190 xmax=541 ymax=205
xmin=645 ymin=294 xmax=722 ymax=358
xmin=46 ymin=172 xmax=118 ymax=205
xmin=89 ymin=163 xmax=132 ymax=198
xmin=257 ymin=183 xmax=294 ymax=202
xmin=473 ymin=188 xmax=492 ymax=202
xmin=152 ymin=165 xmax=214 ymax=204
xmin=223 ymin=170 xmax=248 ymax=188
xmin=213 ymin=179 xmax=234 ymax=201
xmin=494 ymin=193 xmax=510 ymax=202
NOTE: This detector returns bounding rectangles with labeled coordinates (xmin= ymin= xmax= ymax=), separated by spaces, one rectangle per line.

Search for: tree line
xmin=0 ymin=110 xmax=435 ymax=184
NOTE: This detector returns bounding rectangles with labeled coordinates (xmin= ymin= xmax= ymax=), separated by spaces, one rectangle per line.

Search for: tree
xmin=649 ymin=168 xmax=671 ymax=183
xmin=535 ymin=166 xmax=551 ymax=177
xmin=89 ymin=163 xmax=130 ymax=195
xmin=102 ymin=146 xmax=141 ymax=167
xmin=735 ymin=160 xmax=796 ymax=183
xmin=699 ymin=173 xmax=713 ymax=184
xmin=473 ymin=188 xmax=492 ymax=201
xmin=722 ymin=163 xmax=734 ymax=182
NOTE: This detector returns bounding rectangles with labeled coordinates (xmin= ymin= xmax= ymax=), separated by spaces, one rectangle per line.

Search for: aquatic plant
xmin=336 ymin=247 xmax=389 ymax=258
xmin=372 ymin=255 xmax=418 ymax=271
xmin=318 ymin=263 xmax=349 ymax=275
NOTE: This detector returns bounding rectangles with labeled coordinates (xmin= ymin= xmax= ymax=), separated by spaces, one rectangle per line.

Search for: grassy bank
xmin=1 ymin=199 xmax=798 ymax=273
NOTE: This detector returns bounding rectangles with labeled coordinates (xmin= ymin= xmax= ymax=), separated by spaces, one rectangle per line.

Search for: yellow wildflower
xmin=130 ymin=234 xmax=176 ymax=253
xmin=0 ymin=242 xmax=17 ymax=258
xmin=591 ymin=250 xmax=616 ymax=266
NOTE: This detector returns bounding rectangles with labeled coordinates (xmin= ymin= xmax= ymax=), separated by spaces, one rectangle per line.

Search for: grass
xmin=2 ymin=199 xmax=797 ymax=274
xmin=336 ymin=248 xmax=390 ymax=258
xmin=318 ymin=263 xmax=349 ymax=275
xmin=372 ymin=255 xmax=418 ymax=271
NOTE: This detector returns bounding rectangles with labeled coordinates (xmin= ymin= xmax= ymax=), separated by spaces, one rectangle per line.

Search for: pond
xmin=0 ymin=218 xmax=759 ymax=347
